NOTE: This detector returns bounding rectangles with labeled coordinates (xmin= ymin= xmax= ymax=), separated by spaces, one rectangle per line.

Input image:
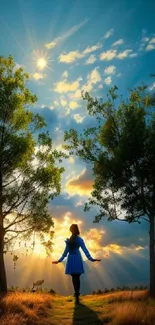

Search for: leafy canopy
xmin=63 ymin=85 xmax=155 ymax=223
xmin=0 ymin=56 xmax=68 ymax=253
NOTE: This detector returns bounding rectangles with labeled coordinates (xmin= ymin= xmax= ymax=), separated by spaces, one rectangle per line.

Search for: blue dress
xmin=58 ymin=236 xmax=95 ymax=274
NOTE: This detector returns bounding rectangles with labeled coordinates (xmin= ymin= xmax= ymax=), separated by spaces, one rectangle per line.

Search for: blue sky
xmin=1 ymin=0 xmax=155 ymax=294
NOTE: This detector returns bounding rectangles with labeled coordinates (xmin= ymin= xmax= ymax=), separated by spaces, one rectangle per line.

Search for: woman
xmin=52 ymin=224 xmax=101 ymax=304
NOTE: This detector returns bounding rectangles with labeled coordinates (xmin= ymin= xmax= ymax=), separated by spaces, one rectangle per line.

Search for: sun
xmin=37 ymin=58 xmax=47 ymax=70
xmin=33 ymin=50 xmax=53 ymax=71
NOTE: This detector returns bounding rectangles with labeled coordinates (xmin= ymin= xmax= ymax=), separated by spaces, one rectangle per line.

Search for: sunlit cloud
xmin=129 ymin=53 xmax=138 ymax=58
xmin=104 ymin=76 xmax=112 ymax=85
xmin=83 ymin=43 xmax=102 ymax=55
xmin=32 ymin=72 xmax=46 ymax=80
xmin=69 ymin=89 xmax=82 ymax=100
xmin=104 ymin=65 xmax=116 ymax=75
xmin=82 ymin=67 xmax=101 ymax=92
xmin=54 ymin=78 xmax=81 ymax=93
xmin=73 ymin=114 xmax=85 ymax=123
xmin=85 ymin=54 xmax=96 ymax=65
xmin=103 ymin=28 xmax=114 ymax=39
xmin=146 ymin=37 xmax=155 ymax=51
xmin=59 ymin=43 xmax=102 ymax=64
xmin=62 ymin=71 xmax=68 ymax=78
xmin=45 ymin=18 xmax=88 ymax=49
xmin=149 ymin=82 xmax=155 ymax=91
xmin=112 ymin=38 xmax=124 ymax=46
xmin=100 ymin=49 xmax=117 ymax=61
xmin=100 ymin=49 xmax=134 ymax=61
xmin=65 ymin=168 xmax=94 ymax=196
xmin=135 ymin=245 xmax=144 ymax=251
xmin=59 ymin=50 xmax=84 ymax=63
xmin=60 ymin=98 xmax=67 ymax=106
xmin=117 ymin=49 xmax=132 ymax=59
xmin=69 ymin=100 xmax=80 ymax=109
xmin=87 ymin=67 xmax=101 ymax=84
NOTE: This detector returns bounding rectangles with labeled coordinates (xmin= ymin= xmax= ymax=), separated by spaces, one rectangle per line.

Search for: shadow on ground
xmin=73 ymin=302 xmax=103 ymax=325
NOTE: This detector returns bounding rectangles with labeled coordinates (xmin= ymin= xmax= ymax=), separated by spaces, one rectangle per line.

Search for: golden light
xmin=37 ymin=58 xmax=47 ymax=70
xmin=32 ymin=50 xmax=53 ymax=71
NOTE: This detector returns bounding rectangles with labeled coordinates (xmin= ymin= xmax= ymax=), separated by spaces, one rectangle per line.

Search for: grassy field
xmin=0 ymin=290 xmax=155 ymax=325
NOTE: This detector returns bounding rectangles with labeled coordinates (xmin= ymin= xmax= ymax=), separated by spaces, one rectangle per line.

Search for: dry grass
xmin=111 ymin=301 xmax=155 ymax=325
xmin=0 ymin=292 xmax=52 ymax=325
xmin=0 ymin=290 xmax=155 ymax=325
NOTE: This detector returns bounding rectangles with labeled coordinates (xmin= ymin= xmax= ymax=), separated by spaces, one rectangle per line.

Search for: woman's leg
xmin=71 ymin=274 xmax=81 ymax=303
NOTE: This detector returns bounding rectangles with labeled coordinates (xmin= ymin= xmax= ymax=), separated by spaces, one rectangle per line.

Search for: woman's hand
xmin=52 ymin=261 xmax=59 ymax=264
xmin=93 ymin=259 xmax=101 ymax=262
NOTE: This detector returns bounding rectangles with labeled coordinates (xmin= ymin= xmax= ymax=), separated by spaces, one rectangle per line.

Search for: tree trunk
xmin=0 ymin=229 xmax=7 ymax=293
xmin=149 ymin=216 xmax=155 ymax=298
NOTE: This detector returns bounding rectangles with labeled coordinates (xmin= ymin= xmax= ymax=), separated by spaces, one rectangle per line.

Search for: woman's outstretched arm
xmin=52 ymin=242 xmax=69 ymax=264
xmin=80 ymin=238 xmax=101 ymax=262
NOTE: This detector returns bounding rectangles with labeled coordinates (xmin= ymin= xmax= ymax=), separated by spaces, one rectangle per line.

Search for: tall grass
xmin=0 ymin=292 xmax=52 ymax=325
xmin=0 ymin=290 xmax=155 ymax=325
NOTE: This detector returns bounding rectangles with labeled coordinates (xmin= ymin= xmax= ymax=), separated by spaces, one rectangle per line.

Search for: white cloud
xmin=112 ymin=39 xmax=124 ymax=47
xmin=61 ymin=98 xmax=67 ymax=106
xmin=87 ymin=67 xmax=101 ymax=84
xmin=70 ymin=89 xmax=82 ymax=100
xmin=54 ymin=78 xmax=81 ymax=93
xmin=149 ymin=83 xmax=155 ymax=91
xmin=117 ymin=73 xmax=122 ymax=78
xmin=32 ymin=72 xmax=46 ymax=80
xmin=129 ymin=53 xmax=138 ymax=58
xmin=69 ymin=101 xmax=80 ymax=109
xmin=62 ymin=71 xmax=68 ymax=78
xmin=103 ymin=28 xmax=114 ymax=39
xmin=150 ymin=37 xmax=155 ymax=44
xmin=104 ymin=76 xmax=112 ymax=85
xmin=82 ymin=82 xmax=93 ymax=93
xmin=98 ymin=84 xmax=103 ymax=89
xmin=73 ymin=114 xmax=85 ymax=123
xmin=117 ymin=49 xmax=132 ymax=59
xmin=83 ymin=43 xmax=102 ymax=54
xmin=59 ymin=51 xmax=84 ymax=63
xmin=100 ymin=49 xmax=117 ymax=61
xmin=146 ymin=37 xmax=155 ymax=51
xmin=85 ymin=54 xmax=96 ymax=65
xmin=146 ymin=44 xmax=155 ymax=51
xmin=104 ymin=65 xmax=116 ymax=75
xmin=141 ymin=37 xmax=150 ymax=42
xmin=59 ymin=42 xmax=102 ymax=64
xmin=45 ymin=18 xmax=88 ymax=49
xmin=82 ymin=68 xmax=101 ymax=93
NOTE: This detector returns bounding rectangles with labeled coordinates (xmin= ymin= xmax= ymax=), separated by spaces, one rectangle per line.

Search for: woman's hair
xmin=68 ymin=224 xmax=80 ymax=250
xmin=69 ymin=224 xmax=80 ymax=236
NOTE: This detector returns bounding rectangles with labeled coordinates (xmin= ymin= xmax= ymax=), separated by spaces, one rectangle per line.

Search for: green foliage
xmin=64 ymin=84 xmax=155 ymax=224
xmin=0 ymin=55 xmax=68 ymax=253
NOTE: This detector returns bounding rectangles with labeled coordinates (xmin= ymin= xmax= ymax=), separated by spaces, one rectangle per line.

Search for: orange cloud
xmin=65 ymin=168 xmax=94 ymax=196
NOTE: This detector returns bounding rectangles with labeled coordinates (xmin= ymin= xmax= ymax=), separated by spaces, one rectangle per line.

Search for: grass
xmin=0 ymin=290 xmax=155 ymax=325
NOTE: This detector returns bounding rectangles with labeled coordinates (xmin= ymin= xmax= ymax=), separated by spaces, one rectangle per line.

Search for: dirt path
xmin=49 ymin=295 xmax=108 ymax=325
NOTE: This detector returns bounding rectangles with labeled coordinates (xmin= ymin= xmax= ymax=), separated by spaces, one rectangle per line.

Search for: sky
xmin=1 ymin=0 xmax=155 ymax=295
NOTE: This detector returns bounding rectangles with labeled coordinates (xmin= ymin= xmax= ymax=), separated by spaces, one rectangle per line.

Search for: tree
xmin=63 ymin=85 xmax=155 ymax=297
xmin=0 ymin=56 xmax=68 ymax=293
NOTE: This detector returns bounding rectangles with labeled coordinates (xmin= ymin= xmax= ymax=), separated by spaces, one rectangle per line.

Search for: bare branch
xmin=5 ymin=226 xmax=34 ymax=234
xmin=5 ymin=214 xmax=30 ymax=231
